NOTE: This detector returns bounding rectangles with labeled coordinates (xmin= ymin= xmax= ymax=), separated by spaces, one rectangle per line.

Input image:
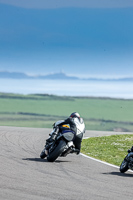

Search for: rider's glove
xmin=131 ymin=146 xmax=133 ymax=152
xmin=53 ymin=123 xmax=55 ymax=128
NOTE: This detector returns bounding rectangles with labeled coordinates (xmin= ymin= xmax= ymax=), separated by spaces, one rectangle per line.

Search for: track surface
xmin=0 ymin=126 xmax=133 ymax=200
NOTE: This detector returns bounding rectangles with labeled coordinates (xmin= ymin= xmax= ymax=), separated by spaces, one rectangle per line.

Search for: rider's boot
xmin=70 ymin=148 xmax=80 ymax=155
xmin=45 ymin=126 xmax=59 ymax=147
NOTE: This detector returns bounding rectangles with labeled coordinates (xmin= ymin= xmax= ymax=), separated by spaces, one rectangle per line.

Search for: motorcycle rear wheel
xmin=120 ymin=159 xmax=129 ymax=173
xmin=47 ymin=140 xmax=66 ymax=162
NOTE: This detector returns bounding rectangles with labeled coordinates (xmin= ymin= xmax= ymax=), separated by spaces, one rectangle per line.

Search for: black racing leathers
xmin=59 ymin=117 xmax=85 ymax=152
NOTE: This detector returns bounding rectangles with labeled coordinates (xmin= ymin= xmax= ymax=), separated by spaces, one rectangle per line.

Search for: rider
xmin=45 ymin=112 xmax=85 ymax=155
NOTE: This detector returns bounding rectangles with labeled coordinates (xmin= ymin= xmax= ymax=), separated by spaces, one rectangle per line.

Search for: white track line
xmin=80 ymin=153 xmax=133 ymax=173
xmin=80 ymin=153 xmax=119 ymax=169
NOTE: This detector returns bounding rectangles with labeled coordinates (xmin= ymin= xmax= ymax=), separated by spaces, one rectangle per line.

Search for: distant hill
xmin=0 ymin=71 xmax=30 ymax=79
xmin=38 ymin=72 xmax=79 ymax=80
xmin=0 ymin=71 xmax=133 ymax=81
xmin=0 ymin=71 xmax=79 ymax=80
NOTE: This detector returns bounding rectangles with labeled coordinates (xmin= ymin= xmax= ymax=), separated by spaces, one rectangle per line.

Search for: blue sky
xmin=0 ymin=0 xmax=133 ymax=78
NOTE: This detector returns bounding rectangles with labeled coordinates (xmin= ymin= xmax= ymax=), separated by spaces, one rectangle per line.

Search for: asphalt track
xmin=0 ymin=126 xmax=133 ymax=200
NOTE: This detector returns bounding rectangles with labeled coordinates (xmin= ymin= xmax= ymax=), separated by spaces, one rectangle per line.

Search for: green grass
xmin=1 ymin=92 xmax=133 ymax=131
xmin=81 ymin=134 xmax=133 ymax=166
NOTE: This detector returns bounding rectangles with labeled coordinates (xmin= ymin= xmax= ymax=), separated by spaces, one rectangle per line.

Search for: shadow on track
xmin=22 ymin=158 xmax=47 ymax=162
xmin=22 ymin=158 xmax=71 ymax=163
xmin=103 ymin=171 xmax=133 ymax=177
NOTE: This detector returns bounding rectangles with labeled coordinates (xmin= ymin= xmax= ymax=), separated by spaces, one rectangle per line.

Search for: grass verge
xmin=81 ymin=134 xmax=133 ymax=166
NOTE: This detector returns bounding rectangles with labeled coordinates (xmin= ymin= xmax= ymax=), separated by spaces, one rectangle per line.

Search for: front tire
xmin=47 ymin=140 xmax=66 ymax=162
xmin=40 ymin=148 xmax=47 ymax=159
xmin=120 ymin=159 xmax=129 ymax=173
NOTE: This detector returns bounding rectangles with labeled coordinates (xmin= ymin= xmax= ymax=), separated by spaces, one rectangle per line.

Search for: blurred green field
xmin=0 ymin=92 xmax=133 ymax=131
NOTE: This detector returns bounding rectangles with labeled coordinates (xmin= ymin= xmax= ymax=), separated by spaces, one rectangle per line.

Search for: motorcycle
xmin=40 ymin=121 xmax=77 ymax=162
xmin=120 ymin=150 xmax=133 ymax=173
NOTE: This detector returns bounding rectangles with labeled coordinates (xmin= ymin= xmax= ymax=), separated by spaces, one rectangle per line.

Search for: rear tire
xmin=120 ymin=160 xmax=129 ymax=173
xmin=47 ymin=140 xmax=66 ymax=162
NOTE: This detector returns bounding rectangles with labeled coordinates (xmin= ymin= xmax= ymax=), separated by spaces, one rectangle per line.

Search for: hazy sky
xmin=0 ymin=0 xmax=133 ymax=78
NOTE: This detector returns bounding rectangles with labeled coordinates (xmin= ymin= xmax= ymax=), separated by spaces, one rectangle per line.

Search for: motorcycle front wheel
xmin=47 ymin=140 xmax=66 ymax=162
xmin=120 ymin=159 xmax=129 ymax=173
xmin=40 ymin=148 xmax=47 ymax=159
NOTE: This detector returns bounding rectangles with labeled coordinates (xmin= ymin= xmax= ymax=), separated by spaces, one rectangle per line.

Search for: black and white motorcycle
xmin=120 ymin=149 xmax=133 ymax=173
xmin=40 ymin=121 xmax=78 ymax=162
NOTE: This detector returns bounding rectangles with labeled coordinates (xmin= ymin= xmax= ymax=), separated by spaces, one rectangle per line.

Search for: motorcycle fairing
xmin=62 ymin=130 xmax=75 ymax=141
xmin=127 ymin=152 xmax=133 ymax=158
xmin=126 ymin=152 xmax=133 ymax=170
